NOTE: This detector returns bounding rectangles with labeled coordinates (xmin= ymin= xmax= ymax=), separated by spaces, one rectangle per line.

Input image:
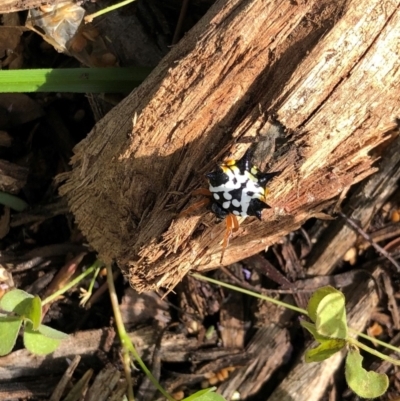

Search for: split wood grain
xmin=60 ymin=0 xmax=400 ymax=291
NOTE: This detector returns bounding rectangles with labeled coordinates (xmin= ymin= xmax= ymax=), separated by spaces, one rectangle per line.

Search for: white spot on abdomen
xmin=232 ymin=199 xmax=240 ymax=207
xmin=222 ymin=201 xmax=230 ymax=209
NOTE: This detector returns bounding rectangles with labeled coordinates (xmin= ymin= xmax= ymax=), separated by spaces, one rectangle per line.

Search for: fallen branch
xmin=60 ymin=0 xmax=400 ymax=291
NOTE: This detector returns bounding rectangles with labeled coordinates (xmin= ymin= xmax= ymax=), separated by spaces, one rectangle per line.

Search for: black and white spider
xmin=181 ymin=150 xmax=279 ymax=262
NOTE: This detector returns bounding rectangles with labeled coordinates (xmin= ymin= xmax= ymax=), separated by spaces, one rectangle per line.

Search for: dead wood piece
xmin=279 ymin=237 xmax=309 ymax=308
xmin=164 ymin=352 xmax=251 ymax=394
xmin=2 ymin=243 xmax=87 ymax=272
xmin=339 ymin=211 xmax=400 ymax=271
xmin=85 ymin=364 xmax=121 ymax=401
xmin=219 ymin=290 xmax=246 ymax=348
xmin=381 ymin=271 xmax=400 ymax=330
xmin=0 ymin=159 xmax=28 ymax=194
xmin=10 ymin=198 xmax=69 ymax=227
xmin=177 ymin=275 xmax=222 ymax=337
xmin=307 ymin=135 xmax=400 ymax=276
xmin=359 ymin=221 xmax=400 ymax=250
xmin=120 ymin=287 xmax=170 ymax=328
xmin=49 ymin=355 xmax=81 ymax=401
xmin=218 ymin=325 xmax=291 ymax=399
xmin=0 ymin=328 xmax=115 ymax=380
xmin=61 ymin=369 xmax=94 ymax=401
xmin=0 ymin=377 xmax=60 ymax=400
xmin=60 ymin=0 xmax=400 ymax=292
xmin=0 ymin=325 xmax=208 ymax=382
xmin=246 ymin=254 xmax=293 ymax=287
xmin=292 ymin=269 xmax=377 ymax=291
xmin=252 ymin=133 xmax=400 ymax=399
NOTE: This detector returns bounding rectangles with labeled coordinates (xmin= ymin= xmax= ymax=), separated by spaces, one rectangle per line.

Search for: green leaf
xmin=30 ymin=296 xmax=42 ymax=330
xmin=315 ymin=292 xmax=347 ymax=339
xmin=307 ymin=286 xmax=340 ymax=323
xmin=37 ymin=324 xmax=68 ymax=340
xmin=183 ymin=388 xmax=226 ymax=401
xmin=17 ymin=296 xmax=42 ymax=329
xmin=0 ymin=290 xmax=42 ymax=328
xmin=23 ymin=323 xmax=61 ymax=355
xmin=0 ymin=289 xmax=33 ymax=312
xmin=0 ymin=68 xmax=151 ymax=93
xmin=183 ymin=388 xmax=215 ymax=401
xmin=0 ymin=316 xmax=22 ymax=356
xmin=305 ymin=339 xmax=346 ymax=362
xmin=345 ymin=348 xmax=389 ymax=398
xmin=0 ymin=191 xmax=28 ymax=211
xmin=301 ymin=320 xmax=332 ymax=343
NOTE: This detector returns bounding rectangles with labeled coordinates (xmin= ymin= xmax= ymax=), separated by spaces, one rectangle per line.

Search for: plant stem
xmin=349 ymin=337 xmax=400 ymax=366
xmin=106 ymin=263 xmax=175 ymax=401
xmin=42 ymin=262 xmax=99 ymax=305
xmin=191 ymin=273 xmax=308 ymax=316
xmin=84 ymin=0 xmax=137 ymax=22
xmin=349 ymin=328 xmax=400 ymax=355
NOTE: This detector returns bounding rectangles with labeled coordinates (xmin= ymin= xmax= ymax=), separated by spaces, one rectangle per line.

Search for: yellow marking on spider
xmin=224 ymin=159 xmax=237 ymax=167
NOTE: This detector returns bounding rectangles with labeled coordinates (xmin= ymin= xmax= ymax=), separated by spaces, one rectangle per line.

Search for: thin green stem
xmin=193 ymin=273 xmax=400 ymax=368
xmin=191 ymin=273 xmax=308 ymax=316
xmin=87 ymin=266 xmax=101 ymax=294
xmin=122 ymin=349 xmax=135 ymax=401
xmin=106 ymin=264 xmax=134 ymax=401
xmin=42 ymin=262 xmax=100 ymax=305
xmin=348 ymin=338 xmax=400 ymax=366
xmin=106 ymin=264 xmax=175 ymax=401
xmin=84 ymin=0 xmax=137 ymax=22
xmin=349 ymin=328 xmax=400 ymax=354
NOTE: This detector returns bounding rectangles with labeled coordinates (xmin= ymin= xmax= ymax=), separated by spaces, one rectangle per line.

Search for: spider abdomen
xmin=206 ymin=152 xmax=277 ymax=220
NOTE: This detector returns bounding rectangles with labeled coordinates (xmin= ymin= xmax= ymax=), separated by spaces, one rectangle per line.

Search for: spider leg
xmin=179 ymin=186 xmax=211 ymax=217
xmin=230 ymin=213 xmax=240 ymax=233
xmin=179 ymin=197 xmax=211 ymax=217
xmin=192 ymin=188 xmax=212 ymax=196
xmin=220 ymin=213 xmax=239 ymax=263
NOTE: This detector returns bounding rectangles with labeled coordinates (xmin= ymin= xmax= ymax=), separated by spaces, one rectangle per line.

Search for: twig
xmin=172 ymin=0 xmax=190 ymax=45
xmin=339 ymin=212 xmax=400 ymax=272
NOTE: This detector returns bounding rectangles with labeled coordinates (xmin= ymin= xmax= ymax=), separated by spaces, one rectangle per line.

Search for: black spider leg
xmin=247 ymin=198 xmax=271 ymax=220
xmin=257 ymin=171 xmax=281 ymax=186
xmin=250 ymin=171 xmax=281 ymax=220
xmin=236 ymin=149 xmax=281 ymax=179
xmin=235 ymin=148 xmax=254 ymax=173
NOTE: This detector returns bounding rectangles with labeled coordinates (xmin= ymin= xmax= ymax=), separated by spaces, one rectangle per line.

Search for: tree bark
xmin=60 ymin=0 xmax=400 ymax=291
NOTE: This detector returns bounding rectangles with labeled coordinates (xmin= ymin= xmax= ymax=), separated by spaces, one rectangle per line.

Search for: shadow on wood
xmin=60 ymin=0 xmax=400 ymax=291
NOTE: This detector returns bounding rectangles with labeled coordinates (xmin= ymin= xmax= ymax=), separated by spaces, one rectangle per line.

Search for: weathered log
xmin=60 ymin=0 xmax=400 ymax=291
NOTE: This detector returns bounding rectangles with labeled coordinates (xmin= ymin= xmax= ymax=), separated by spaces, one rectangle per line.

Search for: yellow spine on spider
xmin=182 ymin=150 xmax=280 ymax=262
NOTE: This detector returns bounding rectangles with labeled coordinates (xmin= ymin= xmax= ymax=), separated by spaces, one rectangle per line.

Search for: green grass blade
xmin=0 ymin=68 xmax=151 ymax=93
